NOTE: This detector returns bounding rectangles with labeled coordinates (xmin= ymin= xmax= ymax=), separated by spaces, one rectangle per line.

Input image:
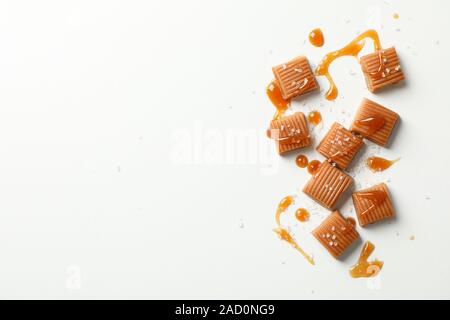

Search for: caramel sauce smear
xmin=315 ymin=30 xmax=382 ymax=100
xmin=349 ymin=241 xmax=384 ymax=278
xmin=266 ymin=80 xmax=290 ymax=120
xmin=273 ymin=196 xmax=315 ymax=265
xmin=366 ymin=156 xmax=400 ymax=172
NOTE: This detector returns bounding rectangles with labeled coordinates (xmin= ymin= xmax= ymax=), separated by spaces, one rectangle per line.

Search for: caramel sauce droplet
xmin=296 ymin=154 xmax=309 ymax=168
xmin=295 ymin=208 xmax=310 ymax=222
xmin=354 ymin=116 xmax=385 ymax=135
xmin=266 ymin=80 xmax=290 ymax=120
xmin=307 ymin=160 xmax=321 ymax=175
xmin=366 ymin=156 xmax=400 ymax=172
xmin=273 ymin=196 xmax=315 ymax=265
xmin=349 ymin=241 xmax=384 ymax=278
xmin=309 ymin=28 xmax=324 ymax=47
xmin=315 ymin=29 xmax=382 ymax=100
xmin=308 ymin=110 xmax=322 ymax=126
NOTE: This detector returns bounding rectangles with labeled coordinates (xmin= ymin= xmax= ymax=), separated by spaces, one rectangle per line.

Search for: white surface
xmin=0 ymin=0 xmax=448 ymax=299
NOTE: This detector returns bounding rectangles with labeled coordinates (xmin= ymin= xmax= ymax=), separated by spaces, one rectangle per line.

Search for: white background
xmin=0 ymin=0 xmax=448 ymax=299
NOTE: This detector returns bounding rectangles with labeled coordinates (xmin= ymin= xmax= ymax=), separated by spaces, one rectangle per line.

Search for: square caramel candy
xmin=352 ymin=183 xmax=395 ymax=227
xmin=272 ymin=56 xmax=319 ymax=100
xmin=350 ymin=98 xmax=399 ymax=146
xmin=312 ymin=211 xmax=360 ymax=259
xmin=316 ymin=122 xmax=364 ymax=170
xmin=303 ymin=161 xmax=353 ymax=210
xmin=360 ymin=47 xmax=405 ymax=93
xmin=268 ymin=112 xmax=311 ymax=155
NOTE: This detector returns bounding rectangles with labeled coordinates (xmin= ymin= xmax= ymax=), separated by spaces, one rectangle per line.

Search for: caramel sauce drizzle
xmin=366 ymin=156 xmax=400 ymax=172
xmin=354 ymin=116 xmax=386 ymax=135
xmin=349 ymin=241 xmax=384 ymax=278
xmin=295 ymin=154 xmax=309 ymax=168
xmin=266 ymin=80 xmax=290 ymax=120
xmin=273 ymin=196 xmax=315 ymax=265
xmin=308 ymin=110 xmax=322 ymax=126
xmin=315 ymin=30 xmax=382 ymax=100
xmin=275 ymin=196 xmax=294 ymax=227
xmin=309 ymin=28 xmax=324 ymax=47
xmin=355 ymin=190 xmax=387 ymax=216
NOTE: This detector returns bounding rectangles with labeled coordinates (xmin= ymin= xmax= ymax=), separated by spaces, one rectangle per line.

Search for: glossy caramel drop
xmin=366 ymin=156 xmax=400 ymax=172
xmin=349 ymin=241 xmax=384 ymax=278
xmin=295 ymin=154 xmax=309 ymax=168
xmin=354 ymin=116 xmax=385 ymax=135
xmin=315 ymin=29 xmax=382 ymax=100
xmin=308 ymin=110 xmax=322 ymax=126
xmin=309 ymin=28 xmax=324 ymax=47
xmin=266 ymin=80 xmax=290 ymax=120
xmin=307 ymin=160 xmax=321 ymax=175
xmin=295 ymin=208 xmax=310 ymax=222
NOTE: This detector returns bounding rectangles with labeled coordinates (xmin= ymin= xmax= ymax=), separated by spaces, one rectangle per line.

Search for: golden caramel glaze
xmin=295 ymin=208 xmax=310 ymax=222
xmin=354 ymin=190 xmax=387 ymax=216
xmin=295 ymin=154 xmax=309 ymax=168
xmin=307 ymin=160 xmax=321 ymax=175
xmin=309 ymin=28 xmax=324 ymax=47
xmin=275 ymin=195 xmax=294 ymax=227
xmin=349 ymin=241 xmax=384 ymax=278
xmin=366 ymin=156 xmax=400 ymax=172
xmin=308 ymin=110 xmax=322 ymax=126
xmin=273 ymin=227 xmax=315 ymax=265
xmin=266 ymin=80 xmax=290 ymax=120
xmin=315 ymin=30 xmax=382 ymax=100
xmin=354 ymin=116 xmax=386 ymax=135
xmin=274 ymin=196 xmax=315 ymax=265
xmin=355 ymin=190 xmax=387 ymax=205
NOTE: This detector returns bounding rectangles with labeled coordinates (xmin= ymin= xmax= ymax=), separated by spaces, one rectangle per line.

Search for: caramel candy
xmin=272 ymin=56 xmax=319 ymax=100
xmin=312 ymin=211 xmax=360 ymax=259
xmin=268 ymin=112 xmax=311 ymax=155
xmin=303 ymin=161 xmax=353 ymax=210
xmin=316 ymin=122 xmax=364 ymax=169
xmin=360 ymin=47 xmax=405 ymax=93
xmin=352 ymin=183 xmax=395 ymax=227
xmin=350 ymin=98 xmax=399 ymax=146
